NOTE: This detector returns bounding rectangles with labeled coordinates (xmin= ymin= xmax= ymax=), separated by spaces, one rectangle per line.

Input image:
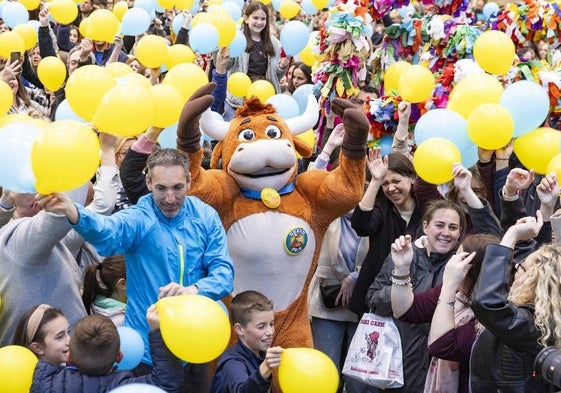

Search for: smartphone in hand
xmin=10 ymin=51 xmax=21 ymax=67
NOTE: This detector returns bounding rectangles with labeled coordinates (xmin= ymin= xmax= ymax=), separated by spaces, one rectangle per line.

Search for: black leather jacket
xmin=470 ymin=244 xmax=555 ymax=393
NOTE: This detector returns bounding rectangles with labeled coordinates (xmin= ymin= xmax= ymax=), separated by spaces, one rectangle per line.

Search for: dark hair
xmin=69 ymin=315 xmax=120 ymax=376
xmin=243 ymin=1 xmax=274 ymax=57
xmin=230 ymin=290 xmax=273 ymax=326
xmin=146 ymin=148 xmax=190 ymax=180
xmin=360 ymin=85 xmax=379 ymax=97
xmin=377 ymin=153 xmax=417 ymax=200
xmin=292 ymin=63 xmax=312 ymax=84
xmin=82 ymin=255 xmax=126 ymax=314
xmin=13 ymin=305 xmax=65 ymax=348
xmin=460 ymin=233 xmax=500 ymax=297
xmin=422 ymin=199 xmax=466 ymax=236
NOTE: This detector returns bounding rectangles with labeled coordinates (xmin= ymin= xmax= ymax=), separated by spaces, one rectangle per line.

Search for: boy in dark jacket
xmin=31 ymin=305 xmax=184 ymax=393
xmin=211 ymin=291 xmax=283 ymax=393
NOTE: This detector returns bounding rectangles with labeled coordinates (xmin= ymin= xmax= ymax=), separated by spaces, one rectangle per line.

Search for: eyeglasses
xmin=514 ymin=262 xmax=526 ymax=273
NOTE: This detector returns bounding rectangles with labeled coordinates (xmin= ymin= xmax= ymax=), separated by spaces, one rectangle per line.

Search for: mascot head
xmin=200 ymin=95 xmax=319 ymax=191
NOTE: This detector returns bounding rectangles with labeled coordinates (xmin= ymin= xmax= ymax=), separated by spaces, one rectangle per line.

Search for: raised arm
xmin=390 ymin=234 xmax=415 ymax=318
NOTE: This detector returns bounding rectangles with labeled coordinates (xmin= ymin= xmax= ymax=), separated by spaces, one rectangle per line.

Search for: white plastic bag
xmin=342 ymin=313 xmax=404 ymax=389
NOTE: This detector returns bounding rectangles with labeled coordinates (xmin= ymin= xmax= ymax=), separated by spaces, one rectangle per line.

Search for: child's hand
xmin=146 ymin=304 xmax=159 ymax=330
xmin=259 ymin=346 xmax=283 ymax=379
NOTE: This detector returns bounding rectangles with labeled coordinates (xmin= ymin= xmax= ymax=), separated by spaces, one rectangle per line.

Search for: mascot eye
xmin=238 ymin=129 xmax=255 ymax=141
xmin=265 ymin=125 xmax=281 ymax=139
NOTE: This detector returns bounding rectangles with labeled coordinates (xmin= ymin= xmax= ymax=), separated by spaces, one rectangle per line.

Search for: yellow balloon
xmin=13 ymin=25 xmax=38 ymax=50
xmin=514 ymin=127 xmax=561 ymax=175
xmin=227 ymin=72 xmax=251 ymax=97
xmin=446 ymin=73 xmax=503 ymax=118
xmin=92 ymin=83 xmax=155 ymax=137
xmin=209 ymin=8 xmax=236 ymax=47
xmin=384 ymin=61 xmax=411 ymax=93
xmin=149 ymin=84 xmax=184 ymax=128
xmin=79 ymin=17 xmax=91 ymax=38
xmin=37 ymin=56 xmax=67 ymax=91
xmin=157 ymin=294 xmax=231 ymax=363
xmin=473 ymin=30 xmax=515 ymax=75
xmin=175 ymin=0 xmax=195 ymax=10
xmin=299 ymin=44 xmax=315 ymax=67
xmin=117 ymin=72 xmax=153 ymax=89
xmin=278 ymin=348 xmax=339 ymax=393
xmin=157 ymin=0 xmax=175 ymax=9
xmin=192 ymin=12 xmax=211 ymax=28
xmin=32 ymin=121 xmax=101 ymax=194
xmin=20 ymin=0 xmax=41 ymax=10
xmin=66 ymin=65 xmax=116 ymax=121
xmin=165 ymin=44 xmax=196 ymax=69
xmin=258 ymin=0 xmax=272 ymax=4
xmin=295 ymin=129 xmax=315 ymax=148
xmin=49 ymin=0 xmax=79 ymax=24
xmin=112 ymin=0 xmax=129 ymax=21
xmin=546 ymin=153 xmax=561 ymax=181
xmin=163 ymin=63 xmax=209 ymax=101
xmin=0 ymin=345 xmax=38 ymax=393
xmin=311 ymin=0 xmax=328 ymax=8
xmin=279 ymin=0 xmax=301 ymax=19
xmin=208 ymin=0 xmax=222 ymax=6
xmin=105 ymin=61 xmax=134 ymax=77
xmin=467 ymin=103 xmax=513 ymax=150
xmin=0 ymin=31 xmax=25 ymax=59
xmin=136 ymin=35 xmax=169 ymax=69
xmin=246 ymin=80 xmax=275 ymax=103
xmin=87 ymin=9 xmax=120 ymax=42
xmin=413 ymin=138 xmax=461 ymax=184
xmin=398 ymin=64 xmax=435 ymax=103
xmin=0 ymin=81 xmax=13 ymax=115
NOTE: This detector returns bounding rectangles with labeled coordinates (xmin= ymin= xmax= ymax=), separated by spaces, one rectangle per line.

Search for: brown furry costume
xmin=177 ymin=84 xmax=368 ymax=389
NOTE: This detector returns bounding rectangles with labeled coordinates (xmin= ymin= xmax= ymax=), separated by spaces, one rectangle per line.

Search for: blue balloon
xmin=109 ymin=384 xmax=166 ymax=393
xmin=2 ymin=1 xmax=29 ymax=28
xmin=133 ymin=0 xmax=155 ymax=15
xmin=375 ymin=135 xmax=394 ymax=157
xmin=223 ymin=0 xmax=244 ymax=10
xmin=28 ymin=19 xmax=40 ymax=33
xmin=266 ymin=94 xmax=300 ymax=119
xmin=293 ymin=84 xmax=314 ymax=115
xmin=55 ymin=99 xmax=87 ymax=122
xmin=483 ymin=2 xmax=499 ymax=19
xmin=172 ymin=13 xmax=185 ymax=34
xmin=116 ymin=327 xmax=144 ymax=371
xmin=228 ymin=30 xmax=247 ymax=58
xmin=154 ymin=2 xmax=165 ymax=13
xmin=158 ymin=123 xmax=178 ymax=148
xmin=189 ymin=0 xmax=199 ymax=14
xmin=460 ymin=143 xmax=479 ymax=168
xmin=499 ymin=80 xmax=550 ymax=137
xmin=221 ymin=2 xmax=241 ymax=21
xmin=121 ymin=8 xmax=152 ymax=36
xmin=0 ymin=122 xmax=40 ymax=193
xmin=217 ymin=300 xmax=229 ymax=316
xmin=414 ymin=108 xmax=471 ymax=151
xmin=189 ymin=23 xmax=219 ymax=54
xmin=280 ymin=21 xmax=309 ymax=56
xmin=301 ymin=0 xmax=317 ymax=15
xmin=272 ymin=0 xmax=283 ymax=11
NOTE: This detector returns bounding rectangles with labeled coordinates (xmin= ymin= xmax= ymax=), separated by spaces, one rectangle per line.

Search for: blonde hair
xmin=508 ymin=244 xmax=561 ymax=348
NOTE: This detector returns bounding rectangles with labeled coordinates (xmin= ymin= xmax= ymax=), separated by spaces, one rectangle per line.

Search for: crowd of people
xmin=2 ymin=0 xmax=561 ymax=392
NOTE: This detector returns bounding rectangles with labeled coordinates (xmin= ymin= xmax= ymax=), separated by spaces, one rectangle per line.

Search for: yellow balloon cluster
xmin=163 ymin=63 xmax=209 ymax=101
xmin=86 ymin=9 xmax=120 ymax=42
xmin=246 ymin=80 xmax=275 ymax=103
xmin=158 ymin=295 xmax=230 ymax=363
xmin=0 ymin=81 xmax=14 ymax=115
xmin=105 ymin=62 xmax=134 ymax=77
xmin=0 ymin=31 xmax=25 ymax=59
xmin=32 ymin=121 xmax=101 ymax=194
xmin=413 ymin=138 xmax=461 ymax=184
xmin=37 ymin=57 xmax=67 ymax=92
xmin=513 ymin=127 xmax=561 ymax=174
xmin=13 ymin=25 xmax=38 ymax=51
xmin=547 ymin=153 xmax=561 ymax=181
xmin=384 ymin=61 xmax=411 ymax=93
xmin=209 ymin=8 xmax=236 ymax=47
xmin=447 ymin=73 xmax=503 ymax=119
xmin=278 ymin=348 xmax=339 ymax=393
xmin=112 ymin=0 xmax=129 ymax=20
xmin=0 ymin=345 xmax=38 ymax=393
xmin=149 ymin=84 xmax=184 ymax=128
xmin=473 ymin=31 xmax=515 ymax=75
xmin=49 ymin=0 xmax=79 ymax=25
xmin=280 ymin=0 xmax=301 ymax=19
xmin=65 ymin=65 xmax=116 ymax=121
xmin=398 ymin=64 xmax=435 ymax=103
xmin=175 ymin=0 xmax=195 ymax=10
xmin=227 ymin=72 xmax=251 ymax=97
xmin=165 ymin=44 xmax=196 ymax=70
xmin=467 ymin=103 xmax=513 ymax=150
xmin=20 ymin=0 xmax=40 ymax=10
xmin=136 ymin=35 xmax=169 ymax=69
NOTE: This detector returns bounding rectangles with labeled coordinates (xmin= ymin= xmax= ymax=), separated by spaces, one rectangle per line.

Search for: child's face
xmin=36 ymin=316 xmax=70 ymax=365
xmin=244 ymin=9 xmax=267 ymax=37
xmin=237 ymin=310 xmax=275 ymax=356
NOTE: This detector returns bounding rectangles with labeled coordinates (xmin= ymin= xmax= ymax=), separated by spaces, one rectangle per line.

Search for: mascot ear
xmin=210 ymin=141 xmax=224 ymax=169
xmin=294 ymin=137 xmax=313 ymax=158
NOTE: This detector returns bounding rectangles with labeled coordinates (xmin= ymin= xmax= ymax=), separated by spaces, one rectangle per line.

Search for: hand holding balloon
xmin=259 ymin=346 xmax=283 ymax=379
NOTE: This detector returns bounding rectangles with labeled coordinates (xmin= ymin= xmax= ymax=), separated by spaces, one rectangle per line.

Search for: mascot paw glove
xmin=177 ymin=83 xmax=216 ymax=153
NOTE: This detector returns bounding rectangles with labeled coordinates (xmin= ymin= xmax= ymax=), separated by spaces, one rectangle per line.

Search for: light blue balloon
xmin=221 ymin=2 xmax=242 ymax=21
xmin=301 ymin=0 xmax=317 ymax=15
xmin=223 ymin=0 xmax=244 ymax=10
xmin=189 ymin=0 xmax=199 ymax=14
xmin=133 ymin=0 xmax=155 ymax=15
xmin=483 ymin=2 xmax=499 ymax=19
xmin=190 ymin=23 xmax=219 ymax=54
xmin=154 ymin=2 xmax=165 ymax=13
xmin=272 ymin=0 xmax=283 ymax=11
xmin=28 ymin=19 xmax=40 ymax=33
xmin=116 ymin=327 xmax=144 ymax=371
xmin=414 ymin=109 xmax=471 ymax=151
xmin=172 ymin=13 xmax=185 ymax=34
xmin=158 ymin=123 xmax=177 ymax=148
xmin=0 ymin=122 xmax=41 ymax=193
xmin=121 ymin=8 xmax=152 ymax=36
xmin=375 ymin=135 xmax=394 ymax=157
xmin=293 ymin=84 xmax=314 ymax=115
xmin=217 ymin=300 xmax=229 ymax=316
xmin=280 ymin=21 xmax=309 ymax=56
xmin=500 ymin=80 xmax=550 ymax=137
xmin=2 ymin=1 xmax=29 ymax=28
xmin=55 ymin=99 xmax=87 ymax=122
xmin=460 ymin=143 xmax=479 ymax=169
xmin=228 ymin=29 xmax=247 ymax=58
xmin=109 ymin=384 xmax=166 ymax=393
xmin=266 ymin=94 xmax=300 ymax=119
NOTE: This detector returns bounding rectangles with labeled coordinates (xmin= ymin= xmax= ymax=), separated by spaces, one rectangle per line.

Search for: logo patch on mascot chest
xmin=284 ymin=227 xmax=308 ymax=255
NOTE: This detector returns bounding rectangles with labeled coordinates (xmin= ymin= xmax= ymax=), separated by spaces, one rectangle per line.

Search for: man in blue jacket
xmin=38 ymin=148 xmax=235 ymax=393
